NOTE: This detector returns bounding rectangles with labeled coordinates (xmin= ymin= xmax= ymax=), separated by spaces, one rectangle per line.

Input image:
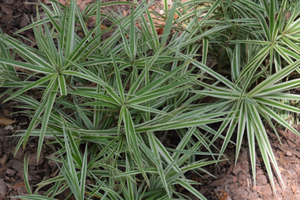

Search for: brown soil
xmin=1 ymin=0 xmax=300 ymax=200
xmin=195 ymin=127 xmax=300 ymax=200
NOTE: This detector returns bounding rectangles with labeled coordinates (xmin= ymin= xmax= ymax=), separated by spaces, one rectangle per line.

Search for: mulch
xmin=1 ymin=0 xmax=300 ymax=199
xmin=197 ymin=126 xmax=300 ymax=200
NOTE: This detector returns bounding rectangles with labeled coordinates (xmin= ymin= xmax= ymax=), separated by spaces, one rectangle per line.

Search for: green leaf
xmin=136 ymin=116 xmax=227 ymax=133
xmin=69 ymin=90 xmax=119 ymax=106
xmin=23 ymin=155 xmax=32 ymax=195
xmin=128 ymin=104 xmax=169 ymax=115
xmin=58 ymin=74 xmax=67 ymax=96
xmin=4 ymin=74 xmax=55 ymax=103
xmin=161 ymin=0 xmax=178 ymax=45
xmin=62 ymin=69 xmax=122 ymax=105
xmin=176 ymin=178 xmax=206 ymax=200
xmin=111 ymin=52 xmax=125 ymax=102
xmin=65 ymin=0 xmax=76 ymax=58
xmin=249 ymin=59 xmax=300 ymax=96
xmin=37 ymin=81 xmax=59 ymax=161
xmin=14 ymin=195 xmax=57 ymax=200
xmin=129 ymin=5 xmax=136 ymax=61
xmin=0 ymin=58 xmax=52 ymax=74
xmin=147 ymin=132 xmax=170 ymax=197
xmin=123 ymin=106 xmax=149 ymax=185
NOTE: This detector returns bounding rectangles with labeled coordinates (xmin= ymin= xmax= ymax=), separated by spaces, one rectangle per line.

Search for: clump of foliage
xmin=1 ymin=0 xmax=300 ymax=199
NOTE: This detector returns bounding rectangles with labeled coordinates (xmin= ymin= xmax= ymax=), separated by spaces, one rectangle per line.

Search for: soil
xmin=1 ymin=0 xmax=300 ymax=200
xmin=195 ymin=126 xmax=300 ymax=200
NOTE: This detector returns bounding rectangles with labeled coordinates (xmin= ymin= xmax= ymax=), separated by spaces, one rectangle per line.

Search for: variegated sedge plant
xmin=178 ymin=0 xmax=300 ymax=195
xmin=2 ymin=0 xmax=300 ymax=199
xmin=0 ymin=0 xmax=231 ymax=199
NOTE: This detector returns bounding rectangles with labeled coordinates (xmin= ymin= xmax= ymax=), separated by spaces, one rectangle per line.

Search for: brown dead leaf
xmin=12 ymin=182 xmax=25 ymax=191
xmin=210 ymin=177 xmax=226 ymax=187
xmin=156 ymin=28 xmax=164 ymax=35
xmin=0 ymin=117 xmax=17 ymax=126
xmin=216 ymin=190 xmax=229 ymax=200
xmin=174 ymin=13 xmax=178 ymax=19
xmin=101 ymin=24 xmax=108 ymax=30
xmin=123 ymin=10 xmax=127 ymax=17
xmin=285 ymin=10 xmax=291 ymax=20
xmin=59 ymin=0 xmax=67 ymax=5
xmin=278 ymin=152 xmax=288 ymax=165
xmin=77 ymin=0 xmax=94 ymax=11
xmin=20 ymin=17 xmax=28 ymax=28
xmin=3 ymin=109 xmax=9 ymax=117
xmin=0 ymin=155 xmax=8 ymax=167
xmin=1 ymin=14 xmax=13 ymax=24
xmin=0 ymin=4 xmax=13 ymax=15
xmin=78 ymin=3 xmax=86 ymax=11
xmin=28 ymin=151 xmax=44 ymax=165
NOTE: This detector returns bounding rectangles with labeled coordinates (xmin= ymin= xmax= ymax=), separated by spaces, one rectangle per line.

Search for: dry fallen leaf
xmin=12 ymin=182 xmax=25 ymax=191
xmin=0 ymin=117 xmax=17 ymax=126
xmin=216 ymin=190 xmax=231 ymax=200
xmin=101 ymin=24 xmax=108 ymax=30
xmin=174 ymin=13 xmax=178 ymax=19
xmin=156 ymin=28 xmax=164 ymax=35
xmin=0 ymin=154 xmax=8 ymax=167
xmin=285 ymin=10 xmax=291 ymax=20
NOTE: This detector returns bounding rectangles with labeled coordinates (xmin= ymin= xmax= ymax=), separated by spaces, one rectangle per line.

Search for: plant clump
xmin=1 ymin=0 xmax=300 ymax=199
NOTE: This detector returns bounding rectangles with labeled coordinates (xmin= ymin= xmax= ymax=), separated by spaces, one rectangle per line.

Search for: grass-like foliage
xmin=1 ymin=0 xmax=300 ymax=199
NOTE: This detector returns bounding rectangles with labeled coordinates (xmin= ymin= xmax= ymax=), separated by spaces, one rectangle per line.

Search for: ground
xmin=1 ymin=0 xmax=300 ymax=199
